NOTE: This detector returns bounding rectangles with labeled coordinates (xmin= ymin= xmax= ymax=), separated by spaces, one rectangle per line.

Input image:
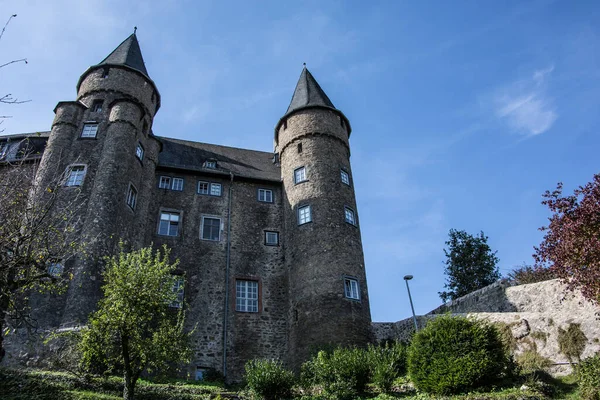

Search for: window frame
xmin=80 ymin=122 xmax=98 ymax=139
xmin=264 ymin=231 xmax=279 ymax=246
xmin=91 ymin=100 xmax=103 ymax=113
xmin=197 ymin=181 xmax=210 ymax=195
xmin=200 ymin=215 xmax=222 ymax=241
xmin=169 ymin=275 xmax=185 ymax=309
xmin=210 ymin=183 xmax=222 ymax=196
xmin=344 ymin=276 xmax=361 ymax=301
xmin=294 ymin=166 xmax=307 ymax=184
xmin=135 ymin=142 xmax=144 ymax=161
xmin=126 ymin=183 xmax=138 ymax=211
xmin=47 ymin=261 xmax=64 ymax=278
xmin=298 ymin=204 xmax=312 ymax=225
xmin=204 ymin=160 xmax=217 ymax=169
xmin=344 ymin=206 xmax=357 ymax=226
xmin=235 ymin=279 xmax=259 ymax=313
xmin=159 ymin=176 xmax=171 ymax=189
xmin=64 ymin=164 xmax=87 ymax=187
xmin=341 ymin=169 xmax=350 ymax=186
xmin=258 ymin=188 xmax=273 ymax=203
xmin=171 ymin=177 xmax=184 ymax=191
xmin=157 ymin=210 xmax=181 ymax=237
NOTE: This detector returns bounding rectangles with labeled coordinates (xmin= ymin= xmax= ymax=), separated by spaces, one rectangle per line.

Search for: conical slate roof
xmin=97 ymin=33 xmax=149 ymax=77
xmin=285 ymin=66 xmax=336 ymax=115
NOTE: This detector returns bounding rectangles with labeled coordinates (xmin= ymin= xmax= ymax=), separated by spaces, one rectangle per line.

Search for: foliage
xmin=244 ymin=359 xmax=294 ymax=400
xmin=578 ymin=354 xmax=600 ymax=400
xmin=516 ymin=349 xmax=552 ymax=376
xmin=494 ymin=322 xmax=518 ymax=352
xmin=78 ymin=244 xmax=192 ymax=400
xmin=557 ymin=323 xmax=587 ymax=363
xmin=300 ymin=347 xmax=370 ymax=400
xmin=367 ymin=341 xmax=408 ymax=393
xmin=534 ymin=174 xmax=600 ymax=305
xmin=407 ymin=315 xmax=512 ymax=395
xmin=439 ymin=229 xmax=500 ymax=302
xmin=506 ymin=264 xmax=557 ymax=285
xmin=0 ymin=145 xmax=85 ymax=362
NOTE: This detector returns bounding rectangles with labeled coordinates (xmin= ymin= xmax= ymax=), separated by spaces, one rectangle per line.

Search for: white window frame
xmin=169 ymin=276 xmax=185 ymax=308
xmin=204 ymin=160 xmax=217 ymax=169
xmin=236 ymin=280 xmax=259 ymax=312
xmin=341 ymin=169 xmax=350 ymax=185
xmin=126 ymin=183 xmax=137 ymax=210
xmin=265 ymin=231 xmax=279 ymax=246
xmin=294 ymin=166 xmax=307 ymax=184
xmin=344 ymin=277 xmax=360 ymax=300
xmin=200 ymin=216 xmax=221 ymax=241
xmin=81 ymin=123 xmax=98 ymax=139
xmin=158 ymin=211 xmax=181 ymax=236
xmin=135 ymin=142 xmax=144 ymax=161
xmin=344 ymin=207 xmax=357 ymax=226
xmin=258 ymin=188 xmax=273 ymax=203
xmin=210 ymin=183 xmax=222 ymax=196
xmin=298 ymin=205 xmax=312 ymax=225
xmin=172 ymin=177 xmax=184 ymax=191
xmin=159 ymin=176 xmax=171 ymax=189
xmin=198 ymin=181 xmax=209 ymax=195
xmin=64 ymin=164 xmax=86 ymax=187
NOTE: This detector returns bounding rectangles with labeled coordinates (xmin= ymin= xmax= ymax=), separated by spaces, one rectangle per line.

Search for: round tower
xmin=35 ymin=33 xmax=162 ymax=325
xmin=276 ymin=67 xmax=373 ymax=369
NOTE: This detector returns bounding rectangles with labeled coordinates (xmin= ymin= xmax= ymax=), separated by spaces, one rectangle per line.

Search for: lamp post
xmin=404 ymin=275 xmax=418 ymax=332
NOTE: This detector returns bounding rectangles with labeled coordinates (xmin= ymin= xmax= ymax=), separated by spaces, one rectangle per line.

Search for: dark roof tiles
xmin=97 ymin=33 xmax=149 ymax=77
xmin=285 ymin=67 xmax=336 ymax=115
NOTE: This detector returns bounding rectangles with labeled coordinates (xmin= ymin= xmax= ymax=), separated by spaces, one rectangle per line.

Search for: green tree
xmin=439 ymin=229 xmax=500 ymax=302
xmin=79 ymin=244 xmax=192 ymax=400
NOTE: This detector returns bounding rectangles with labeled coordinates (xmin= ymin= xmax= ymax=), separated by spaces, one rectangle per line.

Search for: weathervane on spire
xmin=134 ymin=26 xmax=137 ymax=34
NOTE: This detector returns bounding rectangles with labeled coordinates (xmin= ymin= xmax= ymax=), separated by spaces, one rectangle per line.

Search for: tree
xmin=0 ymin=143 xmax=84 ymax=362
xmin=439 ymin=229 xmax=500 ymax=302
xmin=79 ymin=244 xmax=192 ymax=400
xmin=1 ymin=14 xmax=29 ymax=132
xmin=534 ymin=174 xmax=600 ymax=305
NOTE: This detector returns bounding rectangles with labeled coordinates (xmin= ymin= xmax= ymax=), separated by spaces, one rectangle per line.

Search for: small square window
xmin=204 ymin=160 xmax=216 ymax=169
xmin=65 ymin=165 xmax=86 ymax=187
xmin=344 ymin=277 xmax=360 ymax=300
xmin=91 ymin=100 xmax=103 ymax=113
xmin=159 ymin=176 xmax=171 ymax=189
xmin=198 ymin=181 xmax=209 ymax=195
xmin=341 ymin=170 xmax=350 ymax=185
xmin=236 ymin=280 xmax=258 ymax=312
xmin=136 ymin=143 xmax=144 ymax=161
xmin=126 ymin=184 xmax=137 ymax=210
xmin=158 ymin=211 xmax=180 ymax=236
xmin=169 ymin=276 xmax=185 ymax=308
xmin=344 ymin=207 xmax=357 ymax=226
xmin=47 ymin=261 xmax=64 ymax=278
xmin=210 ymin=183 xmax=222 ymax=196
xmin=81 ymin=123 xmax=98 ymax=139
xmin=265 ymin=231 xmax=279 ymax=246
xmin=172 ymin=178 xmax=184 ymax=191
xmin=258 ymin=189 xmax=273 ymax=203
xmin=298 ymin=205 xmax=312 ymax=225
xmin=294 ymin=166 xmax=307 ymax=184
xmin=201 ymin=216 xmax=221 ymax=241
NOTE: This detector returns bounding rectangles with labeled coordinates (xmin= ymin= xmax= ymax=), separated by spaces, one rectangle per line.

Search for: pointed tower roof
xmin=276 ymin=66 xmax=351 ymax=139
xmin=97 ymin=33 xmax=149 ymax=77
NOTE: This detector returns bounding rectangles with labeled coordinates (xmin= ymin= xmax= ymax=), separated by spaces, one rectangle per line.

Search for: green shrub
xmin=367 ymin=341 xmax=407 ymax=393
xmin=558 ymin=323 xmax=587 ymax=363
xmin=407 ymin=315 xmax=512 ymax=395
xmin=516 ymin=349 xmax=552 ymax=375
xmin=578 ymin=354 xmax=600 ymax=400
xmin=244 ymin=359 xmax=294 ymax=400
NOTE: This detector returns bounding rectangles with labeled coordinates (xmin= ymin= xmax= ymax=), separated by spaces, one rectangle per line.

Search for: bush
xmin=516 ymin=349 xmax=552 ymax=375
xmin=300 ymin=347 xmax=370 ymax=400
xmin=506 ymin=264 xmax=557 ymax=285
xmin=244 ymin=359 xmax=294 ymax=400
xmin=407 ymin=315 xmax=512 ymax=395
xmin=367 ymin=341 xmax=407 ymax=393
xmin=558 ymin=323 xmax=587 ymax=363
xmin=578 ymin=354 xmax=600 ymax=400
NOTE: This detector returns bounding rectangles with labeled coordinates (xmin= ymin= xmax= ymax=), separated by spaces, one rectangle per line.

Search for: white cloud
xmin=493 ymin=65 xmax=557 ymax=136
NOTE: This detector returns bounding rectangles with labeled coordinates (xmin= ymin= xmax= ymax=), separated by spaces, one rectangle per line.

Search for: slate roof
xmin=157 ymin=137 xmax=281 ymax=182
xmin=97 ymin=33 xmax=149 ymax=77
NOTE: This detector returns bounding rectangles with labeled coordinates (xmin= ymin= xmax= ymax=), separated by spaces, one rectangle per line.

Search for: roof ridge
xmin=158 ymin=136 xmax=275 ymax=155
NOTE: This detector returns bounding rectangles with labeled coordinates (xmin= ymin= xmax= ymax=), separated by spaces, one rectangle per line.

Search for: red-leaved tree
xmin=534 ymin=174 xmax=600 ymax=305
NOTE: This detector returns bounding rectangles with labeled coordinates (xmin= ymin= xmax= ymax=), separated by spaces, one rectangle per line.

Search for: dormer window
xmin=204 ymin=160 xmax=217 ymax=169
xmin=92 ymin=100 xmax=103 ymax=113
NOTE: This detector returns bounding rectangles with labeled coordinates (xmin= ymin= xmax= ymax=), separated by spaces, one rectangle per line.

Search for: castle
xmin=0 ymin=33 xmax=372 ymax=380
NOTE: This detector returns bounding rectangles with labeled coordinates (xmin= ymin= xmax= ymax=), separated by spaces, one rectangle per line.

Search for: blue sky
xmin=2 ymin=0 xmax=599 ymax=322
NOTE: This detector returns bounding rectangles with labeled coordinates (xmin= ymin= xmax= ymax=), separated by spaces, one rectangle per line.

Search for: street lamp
xmin=403 ymin=275 xmax=418 ymax=332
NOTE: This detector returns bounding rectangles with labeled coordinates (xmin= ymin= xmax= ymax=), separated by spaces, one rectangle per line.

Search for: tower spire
xmin=97 ymin=32 xmax=149 ymax=77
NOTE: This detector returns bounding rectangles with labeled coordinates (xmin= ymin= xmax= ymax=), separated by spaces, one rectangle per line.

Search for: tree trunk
xmin=122 ymin=335 xmax=136 ymax=400
xmin=0 ymin=292 xmax=9 ymax=363
xmin=123 ymin=369 xmax=136 ymax=400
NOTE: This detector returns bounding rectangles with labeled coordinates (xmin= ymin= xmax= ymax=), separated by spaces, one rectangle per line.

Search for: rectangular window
xmin=344 ymin=207 xmax=356 ymax=226
xmin=258 ymin=189 xmax=273 ymax=203
xmin=236 ymin=280 xmax=258 ymax=312
xmin=136 ymin=143 xmax=144 ymax=161
xmin=201 ymin=216 xmax=221 ymax=241
xmin=210 ymin=183 xmax=222 ymax=196
xmin=204 ymin=160 xmax=216 ymax=169
xmin=172 ymin=178 xmax=184 ymax=191
xmin=198 ymin=181 xmax=209 ymax=195
xmin=47 ymin=261 xmax=64 ymax=278
xmin=81 ymin=123 xmax=98 ymax=138
xmin=158 ymin=211 xmax=180 ymax=236
xmin=294 ymin=166 xmax=307 ymax=184
xmin=65 ymin=165 xmax=86 ymax=187
xmin=126 ymin=184 xmax=137 ymax=210
xmin=169 ymin=276 xmax=185 ymax=308
xmin=344 ymin=277 xmax=360 ymax=300
xmin=92 ymin=100 xmax=103 ymax=113
xmin=298 ymin=205 xmax=312 ymax=225
xmin=341 ymin=169 xmax=350 ymax=185
xmin=265 ymin=231 xmax=279 ymax=246
xmin=159 ymin=176 xmax=171 ymax=189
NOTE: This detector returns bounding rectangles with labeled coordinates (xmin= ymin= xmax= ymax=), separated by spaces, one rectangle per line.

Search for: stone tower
xmin=34 ymin=33 xmax=162 ymax=326
xmin=275 ymin=67 xmax=373 ymax=368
